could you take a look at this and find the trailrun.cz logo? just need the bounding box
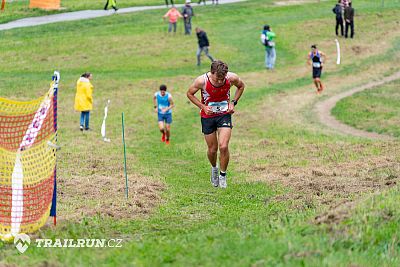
[13,234,123,254]
[14,234,31,254]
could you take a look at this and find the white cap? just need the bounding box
[186,0,191,3]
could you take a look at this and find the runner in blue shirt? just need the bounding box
[153,85,175,145]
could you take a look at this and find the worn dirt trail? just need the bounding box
[315,71,400,140]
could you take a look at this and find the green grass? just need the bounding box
[332,80,400,137]
[0,0,176,23]
[1,0,400,266]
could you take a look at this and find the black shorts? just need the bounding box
[201,113,233,135]
[313,67,322,78]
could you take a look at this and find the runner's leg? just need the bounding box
[165,124,171,140]
[158,121,166,142]
[319,78,324,91]
[313,78,319,91]
[204,132,218,167]
[315,78,322,92]
[217,128,232,172]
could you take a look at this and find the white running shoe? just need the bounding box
[219,174,227,188]
[210,167,219,187]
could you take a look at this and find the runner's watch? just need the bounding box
[231,100,238,106]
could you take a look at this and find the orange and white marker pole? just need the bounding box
[1,0,6,11]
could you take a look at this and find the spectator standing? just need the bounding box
[163,6,183,33]
[261,25,276,69]
[332,0,344,36]
[344,2,355,38]
[74,73,94,131]
[182,0,194,35]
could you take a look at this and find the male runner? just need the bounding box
[308,45,327,94]
[153,85,175,145]
[187,60,245,188]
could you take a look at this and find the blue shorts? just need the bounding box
[158,113,172,124]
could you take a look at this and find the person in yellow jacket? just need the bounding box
[74,72,94,131]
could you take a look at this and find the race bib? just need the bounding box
[313,62,321,68]
[158,105,169,113]
[208,101,228,113]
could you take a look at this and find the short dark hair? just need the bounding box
[210,60,228,78]
[160,84,167,91]
[81,72,91,78]
[264,25,270,31]
[311,44,317,49]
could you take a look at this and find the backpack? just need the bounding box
[261,31,275,47]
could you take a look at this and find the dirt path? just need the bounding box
[0,0,246,31]
[274,0,328,6]
[315,71,400,140]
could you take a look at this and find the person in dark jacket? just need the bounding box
[332,0,343,36]
[182,0,194,35]
[344,2,354,38]
[196,28,214,66]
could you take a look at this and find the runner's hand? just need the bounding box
[154,108,158,113]
[161,108,168,113]
[202,105,214,115]
[227,102,235,114]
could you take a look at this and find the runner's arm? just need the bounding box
[187,76,204,109]
[229,72,245,103]
[153,95,158,113]
[307,54,312,65]
[226,72,245,113]
[320,51,327,65]
[166,97,175,111]
[187,76,213,115]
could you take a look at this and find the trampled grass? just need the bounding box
[0,0,400,266]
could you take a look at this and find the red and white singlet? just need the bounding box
[200,73,231,118]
